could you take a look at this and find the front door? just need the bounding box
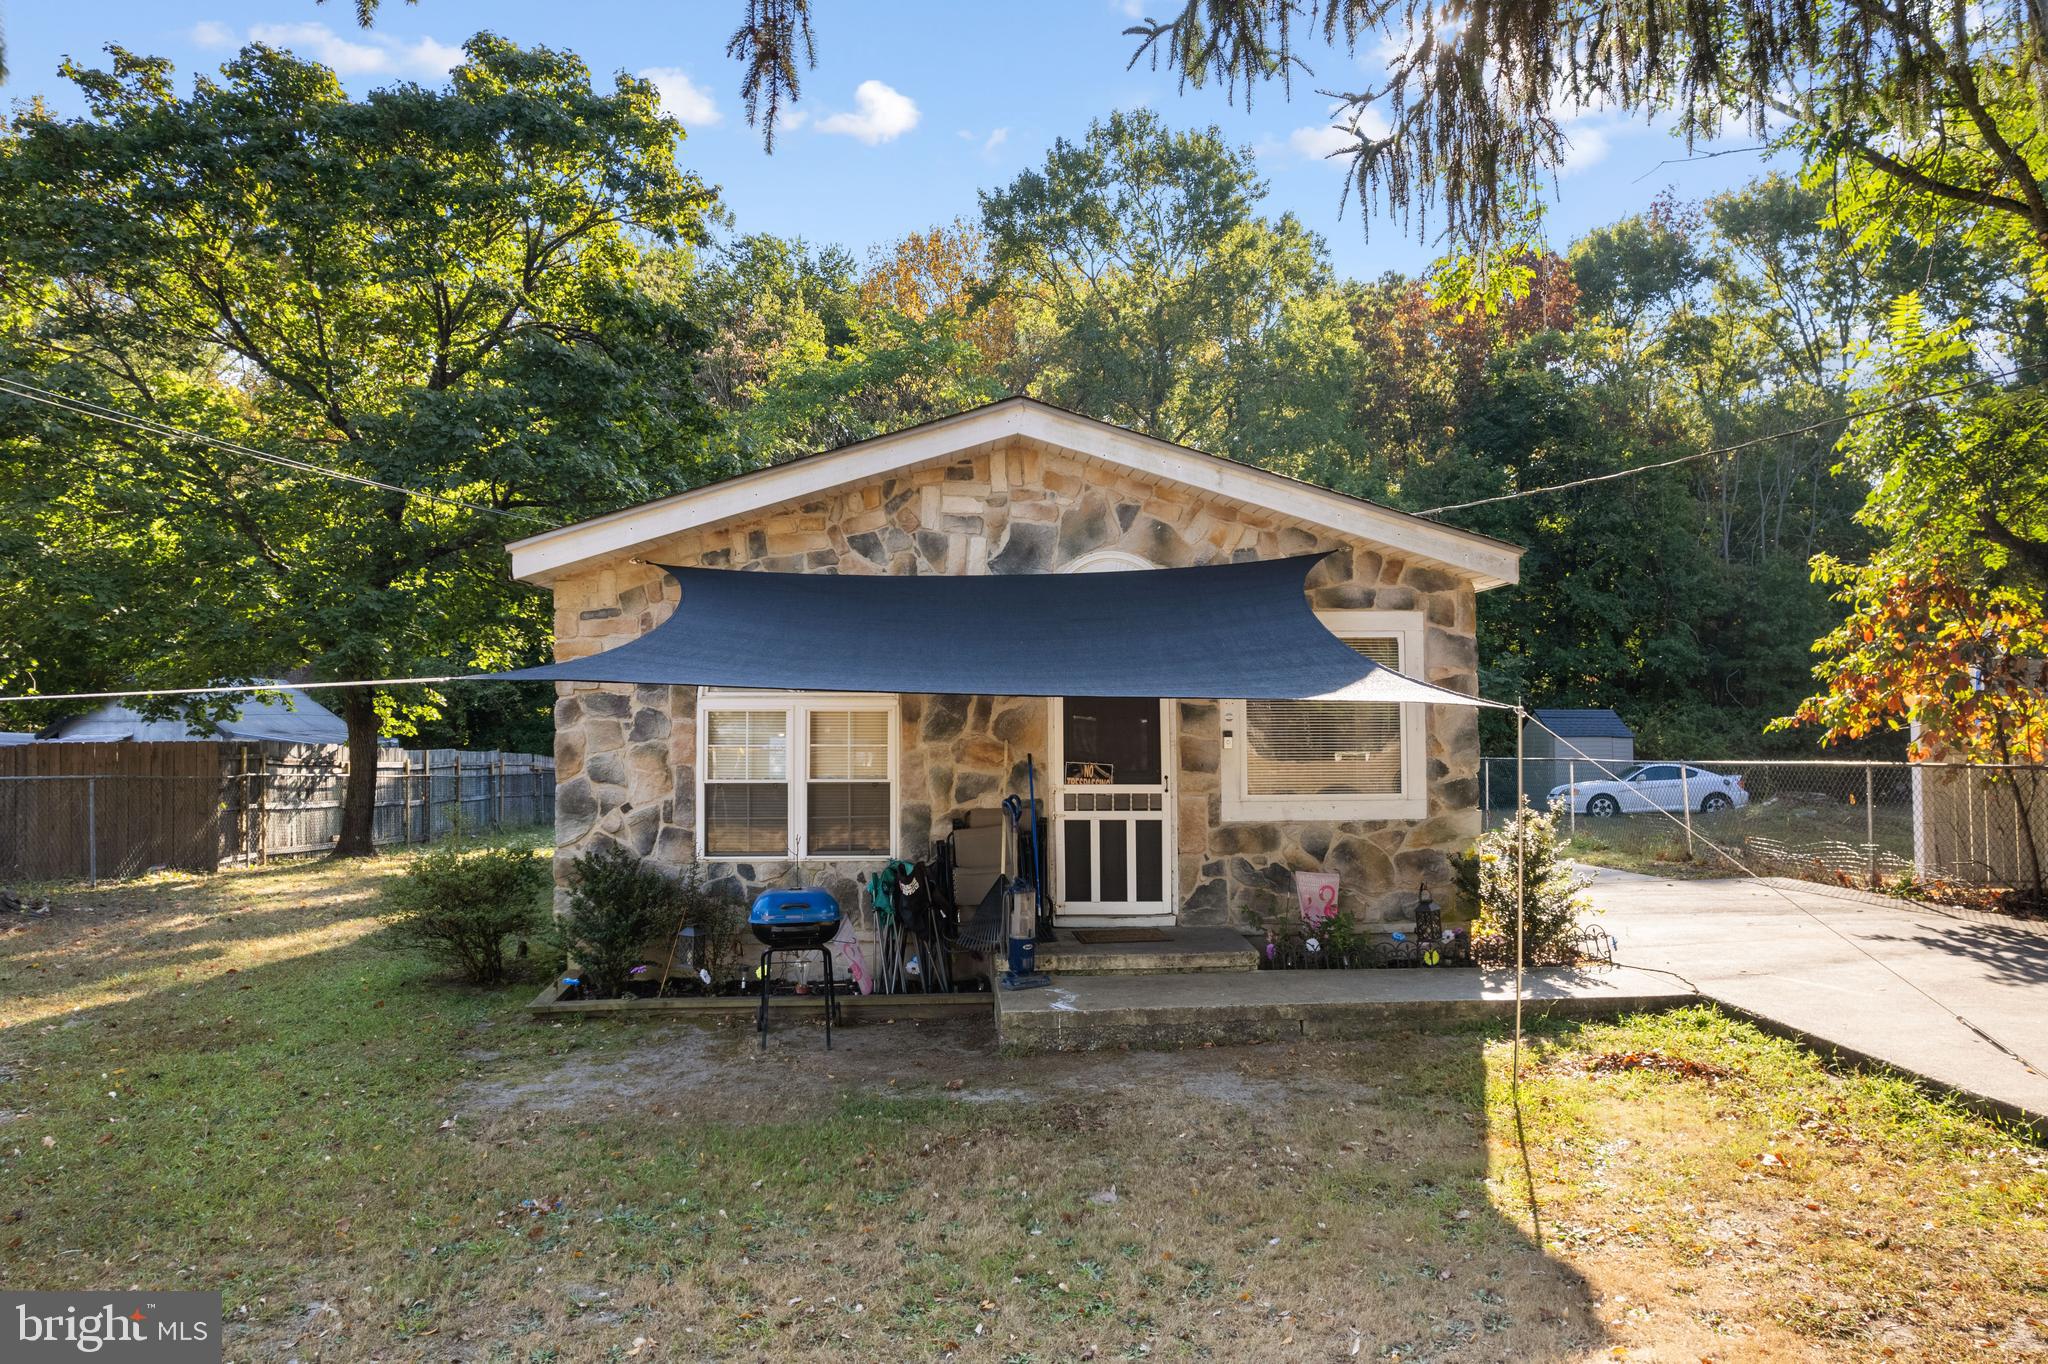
[1052,696,1173,925]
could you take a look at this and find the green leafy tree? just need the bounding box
[0,37,719,851]
[665,230,1007,467]
[1780,299,2048,831]
[981,109,1359,465]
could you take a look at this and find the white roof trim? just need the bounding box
[507,398,1523,589]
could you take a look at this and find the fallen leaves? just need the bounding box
[1585,1050,1735,1082]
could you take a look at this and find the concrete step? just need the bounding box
[994,964,1694,1052]
[1032,926,1259,975]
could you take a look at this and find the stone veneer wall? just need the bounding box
[545,435,1483,931]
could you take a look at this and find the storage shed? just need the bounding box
[1521,708,1636,806]
[37,682,348,745]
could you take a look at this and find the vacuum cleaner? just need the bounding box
[1000,756,1052,991]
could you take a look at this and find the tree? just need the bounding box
[980,109,1357,464]
[667,230,1007,466]
[1777,298,2048,891]
[0,36,718,853]
[1124,2,2048,266]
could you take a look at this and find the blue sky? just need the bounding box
[6,0,1787,278]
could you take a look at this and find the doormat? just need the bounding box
[1072,928,1171,944]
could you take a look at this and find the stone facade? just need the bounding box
[545,434,1484,931]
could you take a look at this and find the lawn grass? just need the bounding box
[1558,799,1920,882]
[2,839,2044,1361]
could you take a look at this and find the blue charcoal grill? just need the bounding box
[749,889,843,1049]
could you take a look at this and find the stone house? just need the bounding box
[507,398,1522,934]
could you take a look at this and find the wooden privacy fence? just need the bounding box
[238,746,557,857]
[0,743,228,882]
[0,741,554,884]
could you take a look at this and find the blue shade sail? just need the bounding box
[495,554,1506,707]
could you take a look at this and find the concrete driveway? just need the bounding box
[1584,866,2048,1128]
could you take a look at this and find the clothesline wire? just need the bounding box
[0,376,549,525]
[1414,361,2041,517]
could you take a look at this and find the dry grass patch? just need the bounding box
[1,842,2042,1362]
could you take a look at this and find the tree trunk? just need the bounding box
[332,686,382,858]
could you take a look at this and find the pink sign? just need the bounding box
[1295,871,1340,924]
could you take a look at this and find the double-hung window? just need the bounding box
[1220,610,1428,822]
[698,694,897,859]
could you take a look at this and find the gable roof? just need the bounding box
[1529,708,1635,740]
[506,397,1524,589]
[41,682,349,745]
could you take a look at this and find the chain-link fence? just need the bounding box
[1,749,556,886]
[1481,756,2048,893]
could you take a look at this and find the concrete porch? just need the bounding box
[1030,925,1259,974]
[995,955,1690,1052]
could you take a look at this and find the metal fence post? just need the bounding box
[1482,759,1491,832]
[86,777,98,888]
[256,749,269,864]
[1567,760,1576,838]
[1865,763,1878,884]
[1680,766,1694,858]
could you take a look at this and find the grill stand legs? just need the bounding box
[756,945,839,1050]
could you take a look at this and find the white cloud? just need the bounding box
[1114,0,1147,17]
[247,22,397,76]
[212,21,463,80]
[981,127,1009,156]
[406,36,466,77]
[816,79,921,145]
[1277,103,1392,163]
[1558,123,1611,175]
[640,67,722,127]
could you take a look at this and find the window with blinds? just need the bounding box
[699,700,896,859]
[806,709,892,855]
[703,710,791,856]
[1243,637,1403,797]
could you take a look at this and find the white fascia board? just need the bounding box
[507,398,1522,589]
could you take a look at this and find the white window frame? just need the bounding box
[1219,609,1429,823]
[695,690,900,862]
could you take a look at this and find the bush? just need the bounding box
[1453,804,1595,967]
[673,860,747,988]
[383,843,548,985]
[556,845,685,997]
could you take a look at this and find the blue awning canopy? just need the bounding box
[494,553,1506,707]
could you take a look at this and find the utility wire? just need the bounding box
[0,676,493,705]
[1525,715,2046,1081]
[0,376,551,525]
[1415,361,2041,518]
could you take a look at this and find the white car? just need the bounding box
[1549,764,1749,817]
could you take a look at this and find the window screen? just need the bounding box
[806,709,892,855]
[704,710,789,855]
[1243,637,1403,797]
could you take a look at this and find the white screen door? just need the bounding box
[1053,696,1172,923]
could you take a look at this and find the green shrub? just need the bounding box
[556,845,684,997]
[1453,804,1594,967]
[673,860,747,988]
[382,843,548,985]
